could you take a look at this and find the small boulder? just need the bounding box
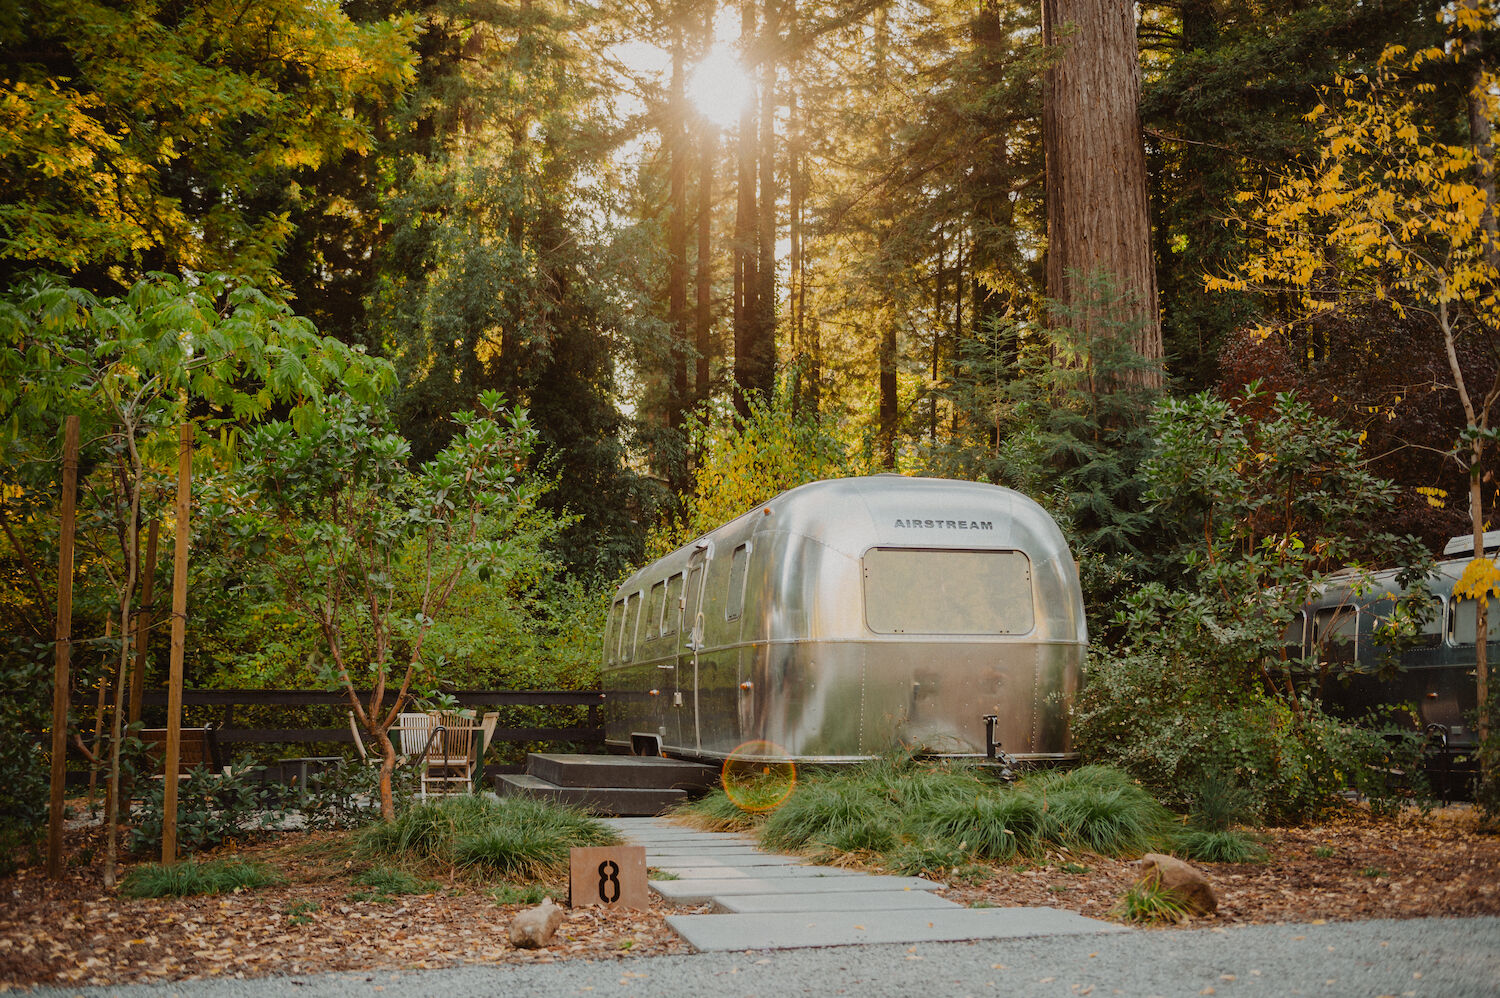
[1136,853,1217,916]
[508,897,564,949]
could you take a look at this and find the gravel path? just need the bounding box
[27,917,1499,998]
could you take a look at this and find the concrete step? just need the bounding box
[527,753,720,792]
[494,772,688,816]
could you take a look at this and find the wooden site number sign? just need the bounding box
[569,845,648,911]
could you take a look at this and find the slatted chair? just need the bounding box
[420,712,480,797]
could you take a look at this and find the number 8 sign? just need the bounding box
[568,845,648,910]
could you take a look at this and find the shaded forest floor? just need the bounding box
[1,805,1496,990]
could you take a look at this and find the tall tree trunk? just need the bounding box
[733,0,762,417]
[873,4,897,467]
[696,122,714,406]
[754,0,779,400]
[668,21,690,489]
[1041,0,1162,386]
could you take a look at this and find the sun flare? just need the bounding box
[688,46,753,130]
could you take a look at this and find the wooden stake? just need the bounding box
[129,519,159,724]
[47,414,80,879]
[162,424,192,865]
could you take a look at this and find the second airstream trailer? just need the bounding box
[601,476,1087,764]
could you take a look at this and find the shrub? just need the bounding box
[128,757,283,856]
[120,857,283,898]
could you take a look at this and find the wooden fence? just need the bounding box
[73,689,611,751]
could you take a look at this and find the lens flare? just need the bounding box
[720,740,796,813]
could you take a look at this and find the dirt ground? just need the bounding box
[2,805,1496,991]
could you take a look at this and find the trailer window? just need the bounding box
[606,599,624,664]
[1312,606,1357,664]
[663,572,684,635]
[726,543,751,621]
[862,548,1033,635]
[622,591,643,661]
[1452,596,1500,645]
[1283,612,1307,660]
[646,581,666,640]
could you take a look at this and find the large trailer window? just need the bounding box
[622,591,642,661]
[862,548,1033,635]
[646,580,666,640]
[726,543,750,621]
[606,599,624,664]
[663,572,684,635]
[1452,596,1500,645]
[1313,606,1357,664]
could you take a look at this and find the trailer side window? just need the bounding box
[606,599,624,665]
[646,581,666,640]
[1452,596,1500,645]
[862,548,1033,635]
[1283,612,1307,660]
[1312,606,1357,664]
[663,572,684,635]
[726,543,751,621]
[622,591,643,661]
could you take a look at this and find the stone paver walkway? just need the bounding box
[603,816,1127,952]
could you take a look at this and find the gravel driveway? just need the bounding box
[28,916,1498,998]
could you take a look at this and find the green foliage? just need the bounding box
[651,391,870,559]
[1175,829,1267,864]
[285,900,320,926]
[1074,387,1431,822]
[1110,879,1189,925]
[0,0,415,283]
[128,757,282,856]
[350,865,436,902]
[916,792,1046,862]
[1036,775,1174,857]
[0,641,49,870]
[921,275,1165,630]
[489,883,556,905]
[119,857,284,898]
[356,795,615,877]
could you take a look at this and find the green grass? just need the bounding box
[1110,879,1190,925]
[917,790,1047,861]
[285,900,319,926]
[1032,772,1173,857]
[1176,828,1267,864]
[120,857,284,898]
[348,865,436,901]
[1313,845,1335,859]
[488,883,556,905]
[357,795,617,879]
[672,789,762,832]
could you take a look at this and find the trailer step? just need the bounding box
[494,772,692,816]
[527,753,719,792]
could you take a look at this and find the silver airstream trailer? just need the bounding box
[601,476,1087,764]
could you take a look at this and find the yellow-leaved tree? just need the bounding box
[1207,9,1500,805]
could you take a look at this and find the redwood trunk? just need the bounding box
[1041,0,1162,385]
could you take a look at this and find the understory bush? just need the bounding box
[128,757,283,856]
[357,794,616,877]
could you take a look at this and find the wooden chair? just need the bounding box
[420,713,479,797]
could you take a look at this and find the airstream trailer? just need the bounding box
[1291,531,1498,768]
[600,476,1087,764]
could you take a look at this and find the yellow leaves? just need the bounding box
[1453,556,1500,608]
[1416,486,1447,510]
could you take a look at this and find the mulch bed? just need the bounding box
[2,806,1496,990]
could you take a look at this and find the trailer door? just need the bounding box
[676,544,710,753]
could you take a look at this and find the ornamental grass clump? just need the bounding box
[357,794,616,877]
[759,780,900,854]
[917,791,1047,861]
[1028,766,1172,857]
[1176,828,1267,864]
[1110,878,1189,925]
[120,857,284,898]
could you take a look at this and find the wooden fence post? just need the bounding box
[162,424,192,864]
[46,414,80,879]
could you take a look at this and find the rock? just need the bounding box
[1136,853,1218,916]
[508,898,564,949]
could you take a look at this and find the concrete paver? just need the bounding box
[665,906,1130,952]
[606,816,1125,952]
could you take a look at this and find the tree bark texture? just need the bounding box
[1041,0,1163,386]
